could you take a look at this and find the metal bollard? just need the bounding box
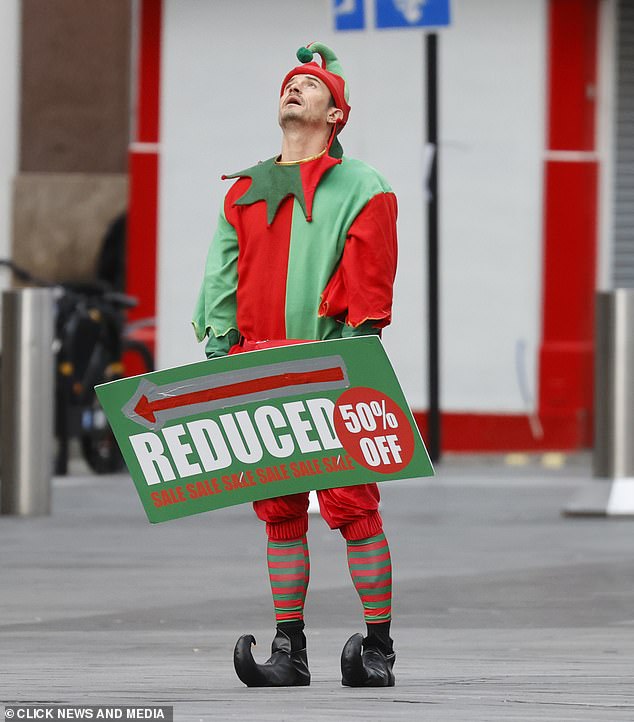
[593,290,634,480]
[1,288,55,515]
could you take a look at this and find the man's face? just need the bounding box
[278,73,336,130]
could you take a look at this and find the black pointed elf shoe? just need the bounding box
[233,628,311,687]
[341,633,396,687]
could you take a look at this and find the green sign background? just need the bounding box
[96,337,433,523]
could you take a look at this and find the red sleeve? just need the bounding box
[319,191,398,328]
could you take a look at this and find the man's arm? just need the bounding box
[192,207,240,358]
[319,191,398,334]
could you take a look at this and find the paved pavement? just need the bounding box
[1,452,633,721]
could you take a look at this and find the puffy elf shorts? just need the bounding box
[253,485,384,542]
[230,338,384,542]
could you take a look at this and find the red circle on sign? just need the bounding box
[334,388,414,474]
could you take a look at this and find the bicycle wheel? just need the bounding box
[79,389,125,474]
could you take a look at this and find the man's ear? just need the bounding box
[327,107,344,125]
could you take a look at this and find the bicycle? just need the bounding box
[0,259,154,475]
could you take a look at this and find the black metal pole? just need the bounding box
[426,33,441,462]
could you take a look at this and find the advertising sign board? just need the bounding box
[96,337,433,523]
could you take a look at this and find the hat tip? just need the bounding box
[296,46,313,63]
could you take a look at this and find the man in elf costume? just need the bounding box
[193,42,398,688]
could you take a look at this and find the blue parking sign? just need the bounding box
[375,0,450,28]
[333,0,366,31]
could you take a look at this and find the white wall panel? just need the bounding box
[440,0,546,411]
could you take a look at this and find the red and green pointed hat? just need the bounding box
[281,42,351,130]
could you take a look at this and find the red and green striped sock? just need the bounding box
[346,532,392,623]
[267,536,310,624]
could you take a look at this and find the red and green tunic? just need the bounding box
[192,149,397,348]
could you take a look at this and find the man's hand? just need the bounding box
[205,329,240,358]
[341,320,381,338]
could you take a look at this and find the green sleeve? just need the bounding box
[204,328,240,359]
[341,320,382,338]
[192,207,239,351]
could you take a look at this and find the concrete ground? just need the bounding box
[1,452,633,721]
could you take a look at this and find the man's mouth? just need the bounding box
[285,96,302,107]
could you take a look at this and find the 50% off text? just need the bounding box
[334,388,414,473]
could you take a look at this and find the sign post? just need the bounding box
[425,32,441,462]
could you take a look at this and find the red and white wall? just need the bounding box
[128,0,615,452]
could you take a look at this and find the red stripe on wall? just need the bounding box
[536,0,599,450]
[136,0,162,144]
[127,0,162,326]
[539,160,597,422]
[127,151,158,323]
[547,0,598,151]
[414,411,590,452]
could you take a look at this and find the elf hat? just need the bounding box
[280,42,351,129]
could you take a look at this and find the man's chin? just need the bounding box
[279,111,309,131]
[280,107,304,122]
